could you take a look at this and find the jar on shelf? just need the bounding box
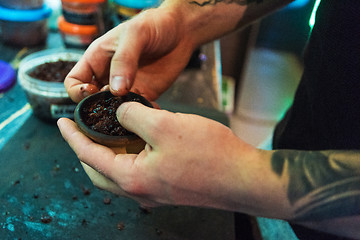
[61,0,108,34]
[112,0,160,23]
[0,0,43,10]
[58,15,99,49]
[0,5,52,47]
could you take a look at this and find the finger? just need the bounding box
[81,159,160,207]
[80,161,120,191]
[79,161,134,198]
[57,119,163,207]
[65,60,98,103]
[58,119,143,197]
[100,84,110,91]
[65,82,100,103]
[57,118,117,179]
[150,101,160,109]
[65,34,118,102]
[116,102,169,146]
[109,23,147,96]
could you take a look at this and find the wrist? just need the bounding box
[226,147,292,219]
[159,0,294,48]
[156,1,198,51]
[159,0,246,48]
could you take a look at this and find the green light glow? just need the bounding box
[309,0,321,29]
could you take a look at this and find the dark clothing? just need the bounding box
[272,0,360,239]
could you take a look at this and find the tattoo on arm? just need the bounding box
[271,150,360,221]
[189,0,263,6]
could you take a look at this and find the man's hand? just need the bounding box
[65,8,194,103]
[64,0,293,104]
[58,102,267,210]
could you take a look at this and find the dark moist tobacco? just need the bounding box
[83,95,142,136]
[28,60,77,82]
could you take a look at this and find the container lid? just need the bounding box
[0,5,52,22]
[113,0,160,9]
[0,61,16,92]
[58,16,98,35]
[61,0,106,3]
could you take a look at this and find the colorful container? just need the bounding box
[58,16,99,49]
[113,0,160,22]
[0,0,44,10]
[61,0,108,33]
[0,61,16,93]
[0,5,52,46]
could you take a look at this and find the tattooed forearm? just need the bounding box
[271,150,360,221]
[189,0,263,6]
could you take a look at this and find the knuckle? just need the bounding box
[146,110,171,136]
[111,49,134,65]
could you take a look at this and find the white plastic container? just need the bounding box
[18,49,84,122]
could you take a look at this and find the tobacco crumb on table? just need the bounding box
[117,222,125,231]
[41,214,53,224]
[53,164,60,172]
[82,187,91,195]
[13,180,20,186]
[155,228,163,235]
[103,197,112,205]
[32,174,40,180]
[81,219,87,226]
[139,206,152,214]
[23,142,30,150]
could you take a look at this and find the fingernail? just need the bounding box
[80,84,91,98]
[82,91,90,99]
[111,76,127,92]
[101,85,110,91]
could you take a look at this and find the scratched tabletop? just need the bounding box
[0,34,235,239]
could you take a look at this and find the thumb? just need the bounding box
[116,102,165,146]
[109,24,147,96]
